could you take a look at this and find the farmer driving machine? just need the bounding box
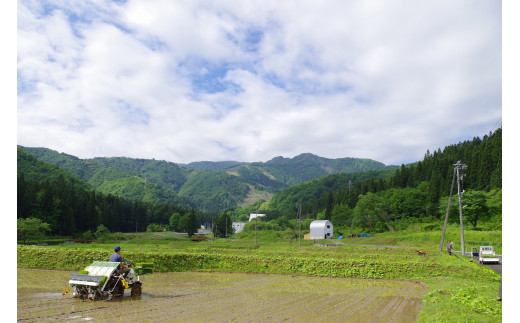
[66,260,153,300]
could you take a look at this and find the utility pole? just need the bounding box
[297,205,302,247]
[439,161,467,255]
[440,167,456,251]
[214,215,217,239]
[255,211,258,245]
[456,161,467,255]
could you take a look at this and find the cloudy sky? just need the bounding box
[17,0,502,166]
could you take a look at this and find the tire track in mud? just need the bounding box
[199,276,301,322]
[246,277,350,321]
[344,287,391,319]
[162,274,283,322]
[385,283,424,323]
[373,290,408,322]
[324,286,391,321]
[270,283,364,321]
[17,269,426,322]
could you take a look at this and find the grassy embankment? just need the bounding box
[18,224,502,322]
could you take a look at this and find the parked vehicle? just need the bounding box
[478,246,500,264]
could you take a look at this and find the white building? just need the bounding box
[232,222,246,233]
[309,220,333,240]
[249,213,266,222]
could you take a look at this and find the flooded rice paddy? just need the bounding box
[18,268,425,322]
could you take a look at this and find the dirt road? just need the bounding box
[18,269,426,322]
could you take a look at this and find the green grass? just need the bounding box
[418,277,501,322]
[18,226,502,322]
[374,224,502,254]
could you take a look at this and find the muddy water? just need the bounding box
[18,268,425,322]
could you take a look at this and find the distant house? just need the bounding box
[309,220,333,240]
[249,213,266,222]
[232,222,246,233]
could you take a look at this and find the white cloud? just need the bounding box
[17,0,501,165]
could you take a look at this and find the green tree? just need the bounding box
[352,193,385,232]
[438,195,461,224]
[146,223,164,232]
[485,189,502,219]
[383,186,426,219]
[185,209,200,237]
[178,214,189,233]
[316,209,326,220]
[462,190,490,228]
[17,217,50,244]
[169,212,182,231]
[213,211,232,238]
[274,216,289,230]
[330,203,351,227]
[82,230,94,240]
[301,218,314,231]
[324,191,334,220]
[94,224,110,240]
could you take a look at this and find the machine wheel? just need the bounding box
[112,282,125,297]
[87,289,96,300]
[131,282,142,297]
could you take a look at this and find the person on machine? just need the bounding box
[109,246,134,277]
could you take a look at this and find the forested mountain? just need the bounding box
[245,129,502,233]
[17,150,196,236]
[17,128,501,236]
[18,146,394,212]
[91,157,188,191]
[178,161,246,170]
[17,147,90,190]
[19,147,188,207]
[265,169,397,218]
[189,153,395,188]
[262,153,394,185]
[178,171,250,211]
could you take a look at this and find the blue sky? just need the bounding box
[16,0,503,165]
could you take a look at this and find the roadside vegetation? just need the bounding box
[18,223,502,322]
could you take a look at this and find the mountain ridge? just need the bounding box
[18,145,398,212]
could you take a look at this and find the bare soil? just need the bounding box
[18,268,426,322]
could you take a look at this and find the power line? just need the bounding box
[439,161,467,253]
[489,117,502,134]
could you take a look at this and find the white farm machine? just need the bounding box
[66,261,153,300]
[478,246,500,264]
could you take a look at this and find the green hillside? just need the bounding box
[266,169,397,217]
[178,171,250,212]
[263,153,394,185]
[238,128,502,235]
[19,146,394,211]
[181,153,394,188]
[17,162,192,236]
[17,147,90,190]
[19,147,187,207]
[17,128,501,237]
[179,160,246,170]
[91,157,188,191]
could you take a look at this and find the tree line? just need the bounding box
[17,173,212,238]
[245,128,502,233]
